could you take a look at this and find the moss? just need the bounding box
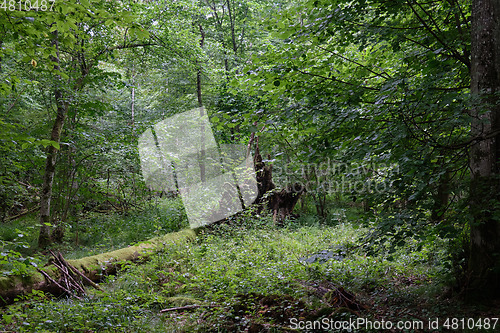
[0,275,20,291]
[68,229,196,272]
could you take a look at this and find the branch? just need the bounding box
[451,0,470,31]
[107,42,156,51]
[446,0,470,60]
[5,85,28,115]
[316,45,392,79]
[36,268,83,301]
[6,205,40,222]
[295,69,379,91]
[97,42,156,58]
[406,0,470,68]
[429,86,469,91]
[159,304,216,313]
[63,255,104,291]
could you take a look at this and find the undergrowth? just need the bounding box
[2,208,485,333]
[0,197,187,263]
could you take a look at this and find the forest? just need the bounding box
[1,0,499,332]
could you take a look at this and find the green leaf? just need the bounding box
[38,140,60,150]
[2,314,13,325]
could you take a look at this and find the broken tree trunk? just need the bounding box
[253,141,276,209]
[252,140,305,223]
[269,183,306,223]
[0,229,196,306]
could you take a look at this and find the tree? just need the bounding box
[34,1,152,247]
[244,0,468,205]
[38,30,66,248]
[242,0,500,291]
[468,0,500,298]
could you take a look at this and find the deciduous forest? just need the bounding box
[1,0,499,332]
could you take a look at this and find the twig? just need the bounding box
[159,304,217,313]
[49,251,86,295]
[160,304,203,313]
[66,261,104,291]
[6,205,40,222]
[36,268,82,301]
[51,261,86,295]
[5,85,28,114]
[52,251,103,291]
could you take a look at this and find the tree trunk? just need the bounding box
[0,40,3,72]
[38,30,67,248]
[197,23,206,182]
[196,24,205,109]
[270,183,306,224]
[252,141,305,223]
[468,0,500,299]
[131,84,135,130]
[226,0,238,55]
[131,64,136,135]
[253,140,275,209]
[61,145,77,223]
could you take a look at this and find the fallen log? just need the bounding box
[5,205,40,222]
[0,229,197,306]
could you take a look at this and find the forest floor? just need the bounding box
[1,198,499,332]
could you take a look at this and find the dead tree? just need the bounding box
[252,138,305,224]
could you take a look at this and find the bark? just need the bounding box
[270,183,306,224]
[60,145,78,224]
[196,24,205,109]
[38,30,67,248]
[468,0,500,298]
[314,192,328,218]
[304,167,328,219]
[1,229,196,306]
[253,140,275,209]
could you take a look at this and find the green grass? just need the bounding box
[63,197,188,259]
[0,197,188,260]
[4,209,486,333]
[2,201,498,332]
[0,198,188,279]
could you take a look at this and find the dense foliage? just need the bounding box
[1,0,499,331]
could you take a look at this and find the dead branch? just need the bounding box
[159,304,206,313]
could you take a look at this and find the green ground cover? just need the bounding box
[3,200,496,332]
